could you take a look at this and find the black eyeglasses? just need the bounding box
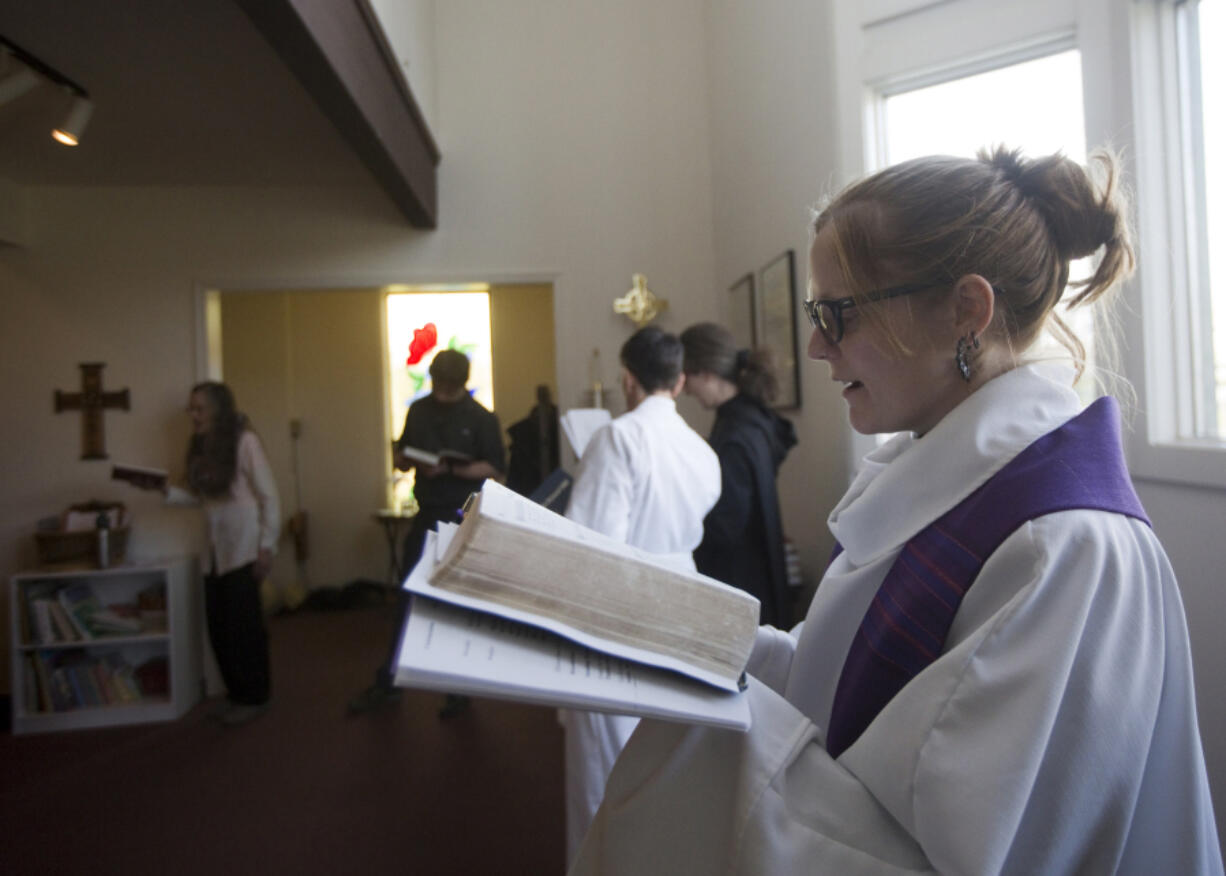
[802,282,941,345]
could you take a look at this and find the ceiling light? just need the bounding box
[1,34,93,147]
[51,93,93,146]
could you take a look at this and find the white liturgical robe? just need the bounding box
[561,392,721,865]
[571,365,1222,876]
[565,394,720,567]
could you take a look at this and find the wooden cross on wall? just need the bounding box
[54,363,130,460]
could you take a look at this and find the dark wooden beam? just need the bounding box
[236,0,440,228]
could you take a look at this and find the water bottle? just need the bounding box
[96,511,110,568]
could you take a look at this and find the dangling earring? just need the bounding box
[955,332,980,382]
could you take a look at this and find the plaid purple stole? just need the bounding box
[825,397,1149,759]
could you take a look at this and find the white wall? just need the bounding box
[427,0,720,416]
[366,0,438,134]
[702,0,846,578]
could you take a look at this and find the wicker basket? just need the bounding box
[34,501,129,567]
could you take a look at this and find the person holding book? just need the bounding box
[680,323,797,627]
[561,326,721,866]
[165,381,281,727]
[568,148,1222,874]
[349,348,505,717]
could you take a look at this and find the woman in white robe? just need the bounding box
[570,148,1222,874]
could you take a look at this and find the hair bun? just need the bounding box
[981,145,1125,262]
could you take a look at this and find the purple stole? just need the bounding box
[825,397,1150,759]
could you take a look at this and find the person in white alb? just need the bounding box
[165,381,281,727]
[561,326,721,866]
[568,149,1222,875]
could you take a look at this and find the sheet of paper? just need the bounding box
[559,408,611,458]
[394,592,750,731]
[418,525,743,692]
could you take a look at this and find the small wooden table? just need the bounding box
[372,509,417,591]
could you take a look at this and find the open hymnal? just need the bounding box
[395,530,752,730]
[391,442,473,470]
[111,463,169,491]
[559,408,612,458]
[403,480,760,689]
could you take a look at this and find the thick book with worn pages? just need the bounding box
[409,480,761,692]
[394,532,752,730]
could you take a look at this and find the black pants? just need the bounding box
[374,506,463,690]
[205,562,270,706]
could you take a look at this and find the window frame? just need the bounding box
[829,0,1226,489]
[1127,0,1226,485]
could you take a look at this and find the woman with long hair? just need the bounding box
[570,148,1221,873]
[169,381,280,726]
[680,324,797,626]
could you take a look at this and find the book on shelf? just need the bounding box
[100,652,140,702]
[47,601,82,642]
[23,655,49,712]
[111,462,169,491]
[391,442,473,470]
[28,652,54,712]
[30,599,56,644]
[57,583,143,638]
[66,661,103,707]
[47,664,77,712]
[24,649,145,712]
[90,662,115,705]
[394,481,761,730]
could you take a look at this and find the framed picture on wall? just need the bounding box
[727,272,756,351]
[756,249,801,410]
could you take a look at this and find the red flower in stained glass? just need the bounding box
[406,323,439,365]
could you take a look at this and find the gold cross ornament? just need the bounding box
[613,273,669,327]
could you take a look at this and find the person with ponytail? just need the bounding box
[570,148,1221,874]
[680,324,797,626]
[167,381,280,727]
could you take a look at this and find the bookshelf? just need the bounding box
[9,556,203,734]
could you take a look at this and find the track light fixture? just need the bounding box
[51,93,94,146]
[0,67,39,106]
[0,34,93,146]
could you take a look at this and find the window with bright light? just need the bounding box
[385,291,494,510]
[878,48,1096,396]
[1177,0,1224,439]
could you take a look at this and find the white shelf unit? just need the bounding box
[9,556,203,734]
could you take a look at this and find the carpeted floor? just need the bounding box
[0,601,565,875]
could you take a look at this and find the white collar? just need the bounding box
[828,364,1084,565]
[629,394,677,417]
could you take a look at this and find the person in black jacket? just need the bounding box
[680,323,797,627]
